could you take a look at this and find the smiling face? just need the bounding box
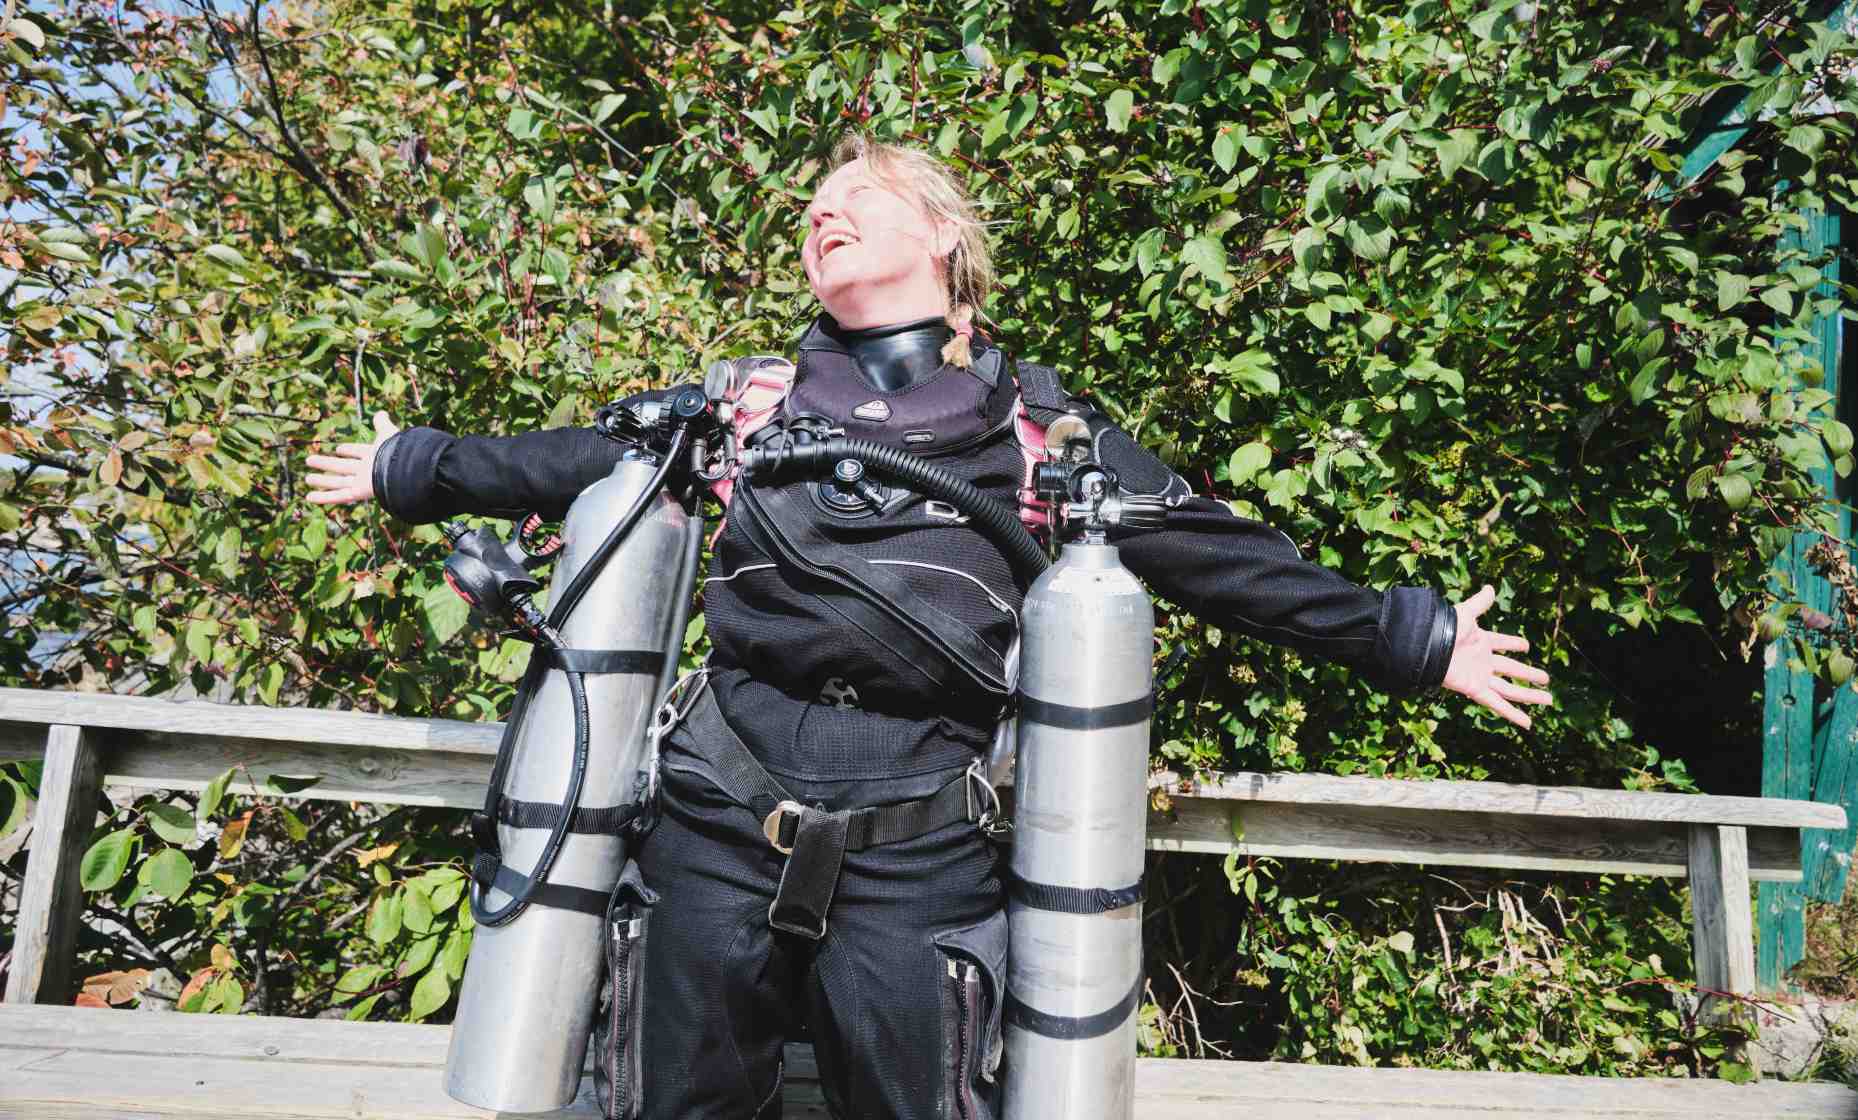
[800,157,956,329]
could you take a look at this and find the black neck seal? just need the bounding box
[815,313,951,391]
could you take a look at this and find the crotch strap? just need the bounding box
[678,684,988,940]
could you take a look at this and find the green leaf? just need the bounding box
[1225,350,1280,396]
[1291,226,1325,273]
[145,802,197,845]
[335,964,385,998]
[80,829,137,891]
[1438,130,1479,178]
[1305,164,1345,220]
[264,774,322,795]
[413,224,446,270]
[595,93,630,126]
[1387,930,1415,954]
[1760,286,1794,317]
[440,927,471,980]
[1105,89,1135,133]
[409,966,452,1020]
[1180,236,1229,284]
[1344,216,1393,262]
[1715,474,1753,511]
[141,848,194,900]
[203,244,246,271]
[1228,442,1273,486]
[1716,272,1750,312]
[370,258,424,283]
[367,890,404,946]
[8,17,47,50]
[422,581,470,643]
[200,767,235,819]
[1211,127,1239,173]
[1823,420,1854,457]
[40,241,93,264]
[0,777,26,840]
[402,883,435,935]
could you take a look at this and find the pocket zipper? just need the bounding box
[948,957,981,1119]
[609,916,645,1120]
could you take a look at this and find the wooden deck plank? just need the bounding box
[1,1007,1854,1119]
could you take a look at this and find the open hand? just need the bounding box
[1442,585,1553,730]
[305,411,398,506]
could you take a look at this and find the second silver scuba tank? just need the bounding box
[1002,428,1162,1120]
[444,456,700,1113]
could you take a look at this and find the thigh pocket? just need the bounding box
[593,860,658,1120]
[932,909,1008,1120]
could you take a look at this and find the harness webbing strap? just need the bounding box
[681,688,983,940]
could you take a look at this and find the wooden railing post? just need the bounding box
[4,725,102,1005]
[1687,823,1759,1074]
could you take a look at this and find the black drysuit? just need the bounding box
[373,315,1457,1119]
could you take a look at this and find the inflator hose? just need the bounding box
[741,438,1051,582]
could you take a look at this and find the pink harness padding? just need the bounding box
[1013,397,1053,535]
[703,355,1055,543]
[709,358,796,509]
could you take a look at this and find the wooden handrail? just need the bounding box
[1,687,1847,1033]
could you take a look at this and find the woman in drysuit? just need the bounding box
[306,134,1552,1119]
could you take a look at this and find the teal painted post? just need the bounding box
[1756,206,1850,989]
[1800,204,1856,906]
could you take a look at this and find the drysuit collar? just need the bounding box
[802,313,953,392]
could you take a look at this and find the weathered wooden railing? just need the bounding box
[1,687,1854,1118]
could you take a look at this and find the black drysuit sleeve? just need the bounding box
[368,390,675,523]
[1089,421,1456,694]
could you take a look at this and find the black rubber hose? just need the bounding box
[546,426,688,629]
[740,438,1051,582]
[471,648,591,927]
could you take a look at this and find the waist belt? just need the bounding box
[679,683,991,940]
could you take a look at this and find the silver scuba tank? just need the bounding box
[444,457,698,1112]
[1002,535,1155,1120]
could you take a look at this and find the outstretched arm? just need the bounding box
[1063,402,1550,724]
[302,395,667,522]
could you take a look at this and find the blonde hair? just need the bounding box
[828,133,995,368]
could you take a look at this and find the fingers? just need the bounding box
[304,472,356,490]
[1486,630,1530,655]
[1491,655,1550,686]
[306,487,364,505]
[1492,679,1553,708]
[1477,689,1533,730]
[334,442,374,458]
[305,454,364,473]
[372,411,399,440]
[1458,584,1496,619]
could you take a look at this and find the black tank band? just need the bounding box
[537,648,667,674]
[496,797,639,835]
[478,860,611,916]
[1003,973,1144,1040]
[1008,872,1144,914]
[1018,692,1152,730]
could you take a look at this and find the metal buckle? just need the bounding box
[763,800,805,855]
[965,760,1011,838]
